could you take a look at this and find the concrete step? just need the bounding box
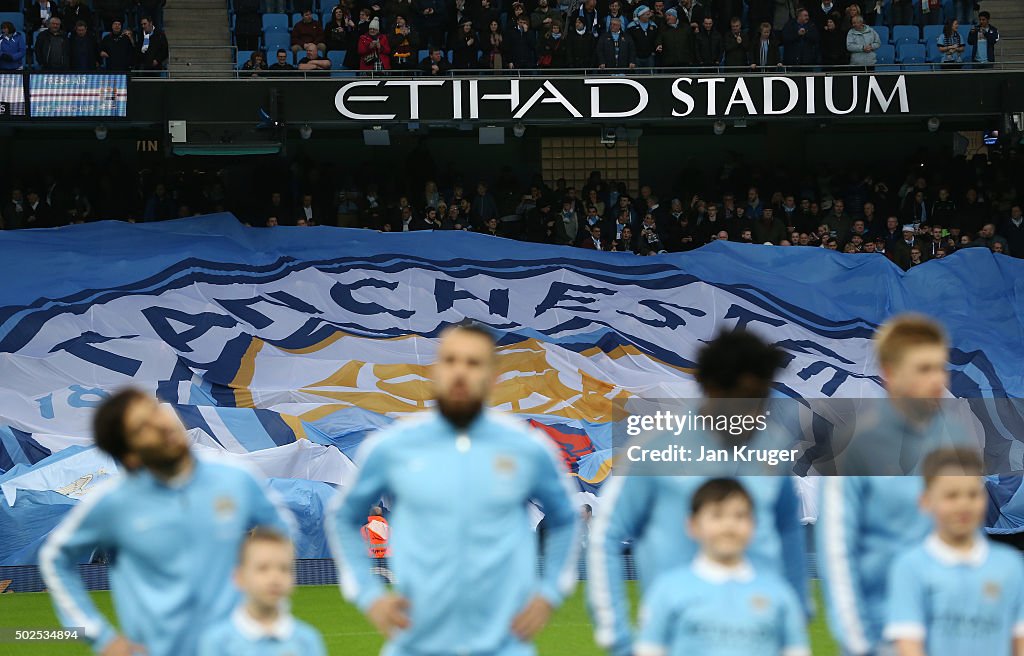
[165,34,230,41]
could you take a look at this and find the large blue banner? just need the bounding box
[0,214,1021,564]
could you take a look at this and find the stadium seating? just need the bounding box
[923,24,943,45]
[875,44,896,65]
[418,49,429,62]
[897,43,926,64]
[237,49,255,68]
[263,13,290,33]
[892,25,920,46]
[265,33,291,53]
[0,12,23,32]
[873,25,889,46]
[291,12,319,25]
[327,50,346,69]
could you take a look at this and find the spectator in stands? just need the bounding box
[143,183,176,221]
[902,189,929,224]
[389,15,418,70]
[94,0,126,31]
[922,0,942,26]
[628,5,659,69]
[481,19,504,69]
[506,15,537,69]
[596,16,635,68]
[62,0,92,30]
[416,0,447,49]
[340,8,370,68]
[269,48,295,73]
[291,9,326,57]
[471,182,498,224]
[601,0,622,32]
[999,204,1024,258]
[450,19,478,68]
[419,45,450,74]
[579,225,607,250]
[811,0,838,31]
[888,0,913,28]
[472,0,498,36]
[723,17,748,67]
[575,0,601,39]
[23,189,55,228]
[972,223,1010,254]
[748,21,780,69]
[654,9,692,67]
[68,19,97,69]
[839,2,860,35]
[539,22,566,68]
[25,0,60,41]
[99,19,134,71]
[638,213,665,253]
[937,19,965,66]
[554,198,579,245]
[35,17,69,70]
[969,12,998,66]
[1,187,25,230]
[827,198,852,240]
[423,180,441,210]
[929,187,955,226]
[449,0,470,36]
[0,21,26,71]
[616,225,636,253]
[135,16,168,70]
[846,14,879,69]
[565,15,595,67]
[324,5,356,53]
[298,42,331,71]
[241,50,268,76]
[295,193,324,225]
[137,0,166,30]
[677,0,704,30]
[752,207,787,244]
[783,9,819,67]
[531,0,560,33]
[355,18,390,70]
[695,16,722,67]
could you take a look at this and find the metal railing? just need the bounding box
[131,57,1024,79]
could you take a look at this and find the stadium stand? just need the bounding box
[215,0,1017,72]
[2,149,1021,266]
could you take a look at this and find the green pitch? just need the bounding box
[0,583,838,655]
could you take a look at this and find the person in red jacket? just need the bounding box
[291,9,326,57]
[358,17,391,70]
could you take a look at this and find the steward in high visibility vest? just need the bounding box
[361,506,391,558]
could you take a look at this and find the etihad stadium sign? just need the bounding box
[334,74,912,121]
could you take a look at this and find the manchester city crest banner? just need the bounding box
[0,214,1022,563]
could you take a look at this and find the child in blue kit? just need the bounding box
[634,478,809,656]
[198,527,327,656]
[885,447,1024,656]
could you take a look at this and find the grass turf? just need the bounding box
[0,582,838,655]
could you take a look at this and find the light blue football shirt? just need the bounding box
[635,555,810,656]
[197,606,327,656]
[885,534,1024,656]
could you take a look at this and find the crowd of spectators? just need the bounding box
[2,146,1022,269]
[232,0,1001,73]
[0,0,168,70]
